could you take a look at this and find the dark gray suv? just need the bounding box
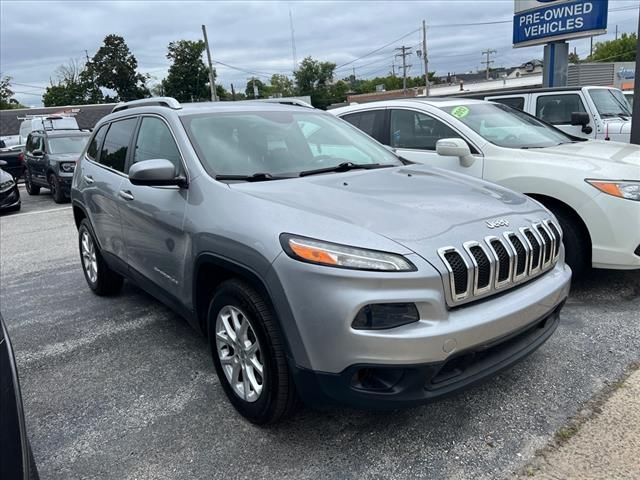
[71,97,571,424]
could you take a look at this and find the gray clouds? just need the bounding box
[1,0,638,106]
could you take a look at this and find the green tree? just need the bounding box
[589,33,637,62]
[83,34,149,102]
[43,60,97,107]
[568,52,580,64]
[294,57,336,108]
[245,78,267,98]
[269,74,296,97]
[162,40,210,102]
[0,76,24,109]
[216,84,230,101]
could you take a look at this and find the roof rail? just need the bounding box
[250,98,314,109]
[112,97,182,113]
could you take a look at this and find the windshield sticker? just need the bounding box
[451,106,470,119]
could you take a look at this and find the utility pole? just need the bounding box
[352,66,356,80]
[201,24,217,102]
[630,12,640,144]
[615,25,618,40]
[391,60,396,77]
[422,19,429,97]
[590,36,594,57]
[231,83,236,101]
[395,46,412,92]
[289,9,297,73]
[481,49,497,80]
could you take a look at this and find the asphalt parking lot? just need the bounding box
[1,187,639,480]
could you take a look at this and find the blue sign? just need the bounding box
[513,0,608,47]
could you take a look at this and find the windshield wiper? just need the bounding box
[299,162,392,177]
[215,172,291,182]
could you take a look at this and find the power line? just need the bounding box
[335,27,421,70]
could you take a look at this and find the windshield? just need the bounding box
[182,110,401,177]
[589,88,632,118]
[48,135,89,155]
[439,103,575,148]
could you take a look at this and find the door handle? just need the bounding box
[118,190,135,201]
[83,175,94,184]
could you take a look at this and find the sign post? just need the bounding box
[513,0,608,87]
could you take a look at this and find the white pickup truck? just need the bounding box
[471,86,632,143]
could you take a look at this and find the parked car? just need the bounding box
[332,98,640,275]
[24,130,90,203]
[71,97,571,424]
[18,114,79,145]
[0,314,39,479]
[0,161,21,213]
[464,86,632,143]
[0,145,25,180]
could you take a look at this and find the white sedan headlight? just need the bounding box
[585,180,640,201]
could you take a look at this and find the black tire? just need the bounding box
[207,279,297,424]
[49,174,65,203]
[551,208,590,277]
[24,169,40,196]
[78,219,123,296]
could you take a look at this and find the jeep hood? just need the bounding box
[232,166,543,244]
[48,153,80,162]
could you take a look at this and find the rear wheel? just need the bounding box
[25,169,40,196]
[208,279,297,424]
[551,208,590,277]
[78,219,123,295]
[49,174,65,203]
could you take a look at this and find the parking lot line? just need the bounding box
[2,206,71,218]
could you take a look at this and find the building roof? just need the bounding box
[0,103,116,137]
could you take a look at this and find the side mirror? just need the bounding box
[128,159,187,187]
[570,112,590,126]
[570,112,592,133]
[435,138,475,167]
[32,149,44,157]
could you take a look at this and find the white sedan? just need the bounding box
[331,99,640,275]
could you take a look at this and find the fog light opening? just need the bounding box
[351,367,405,392]
[352,303,419,330]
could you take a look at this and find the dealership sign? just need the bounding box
[513,0,608,47]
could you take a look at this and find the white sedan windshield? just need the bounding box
[440,103,576,149]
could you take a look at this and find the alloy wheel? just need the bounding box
[80,230,98,284]
[215,305,264,402]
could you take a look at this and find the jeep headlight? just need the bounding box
[586,179,640,201]
[60,162,76,173]
[0,178,15,192]
[280,234,416,271]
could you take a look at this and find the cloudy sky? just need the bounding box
[1,0,638,106]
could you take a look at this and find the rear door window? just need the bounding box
[99,118,138,173]
[535,94,586,125]
[87,125,108,161]
[341,110,386,141]
[490,96,525,111]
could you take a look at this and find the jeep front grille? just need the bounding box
[438,219,562,306]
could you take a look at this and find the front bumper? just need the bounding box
[0,186,21,211]
[579,191,640,269]
[57,173,73,196]
[294,301,563,409]
[271,247,570,407]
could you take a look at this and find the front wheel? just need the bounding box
[78,219,123,295]
[25,169,40,196]
[49,174,65,203]
[208,279,297,424]
[552,208,590,277]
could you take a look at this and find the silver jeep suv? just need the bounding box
[71,97,571,424]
